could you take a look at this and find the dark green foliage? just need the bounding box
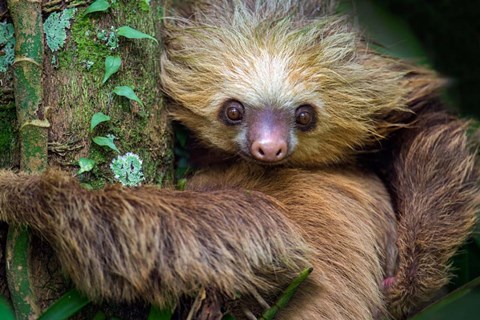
[0,108,17,168]
[369,0,480,118]
[260,268,313,320]
[410,276,480,320]
[147,305,173,320]
[0,295,15,320]
[38,289,90,320]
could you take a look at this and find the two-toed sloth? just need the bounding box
[0,1,478,319]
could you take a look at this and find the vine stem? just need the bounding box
[6,0,47,318]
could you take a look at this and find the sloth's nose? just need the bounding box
[251,139,288,162]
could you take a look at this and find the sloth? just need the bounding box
[0,1,478,319]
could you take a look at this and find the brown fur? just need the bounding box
[0,170,308,307]
[189,164,397,319]
[0,1,478,319]
[0,165,397,319]
[385,112,480,317]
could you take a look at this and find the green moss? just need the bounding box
[87,177,106,190]
[44,8,77,52]
[58,17,111,72]
[0,22,15,72]
[0,109,17,168]
[88,145,109,165]
[14,68,43,123]
[110,0,120,10]
[139,0,151,12]
[118,1,142,26]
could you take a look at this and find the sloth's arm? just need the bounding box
[0,170,308,307]
[385,112,480,318]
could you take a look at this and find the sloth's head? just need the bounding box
[161,1,408,167]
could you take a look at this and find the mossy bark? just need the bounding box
[44,1,172,186]
[2,0,172,179]
[0,0,172,317]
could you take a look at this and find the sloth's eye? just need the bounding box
[227,106,242,121]
[295,105,316,131]
[296,111,312,126]
[222,100,245,125]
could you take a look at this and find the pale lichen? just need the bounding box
[0,22,15,72]
[110,152,145,187]
[97,27,119,51]
[81,59,95,70]
[44,8,77,52]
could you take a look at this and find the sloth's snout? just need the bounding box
[250,139,288,162]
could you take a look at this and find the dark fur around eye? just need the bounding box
[219,100,245,125]
[295,104,317,132]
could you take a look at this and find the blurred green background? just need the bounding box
[375,0,480,119]
[344,0,480,118]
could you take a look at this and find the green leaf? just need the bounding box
[260,267,312,320]
[80,183,94,190]
[410,276,480,320]
[176,178,187,191]
[84,0,111,15]
[90,112,111,132]
[117,26,158,43]
[113,86,144,106]
[139,0,151,12]
[78,158,96,174]
[93,136,120,153]
[148,305,173,320]
[38,289,90,320]
[102,56,122,84]
[92,311,106,320]
[0,296,15,320]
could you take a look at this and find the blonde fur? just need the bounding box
[161,0,411,166]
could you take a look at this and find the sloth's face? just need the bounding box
[162,9,406,167]
[216,99,317,165]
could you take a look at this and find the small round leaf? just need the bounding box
[113,86,144,107]
[78,158,96,175]
[102,56,122,85]
[84,0,111,15]
[117,26,158,43]
[90,112,111,132]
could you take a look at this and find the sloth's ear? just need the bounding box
[360,49,445,112]
[382,58,446,110]
[403,67,447,110]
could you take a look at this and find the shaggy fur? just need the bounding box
[0,170,308,307]
[385,112,479,316]
[161,1,443,167]
[188,164,397,319]
[0,1,478,319]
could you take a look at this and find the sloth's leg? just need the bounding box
[0,169,309,308]
[385,112,479,318]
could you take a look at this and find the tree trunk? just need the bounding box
[2,0,172,180]
[43,1,172,185]
[0,0,172,317]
